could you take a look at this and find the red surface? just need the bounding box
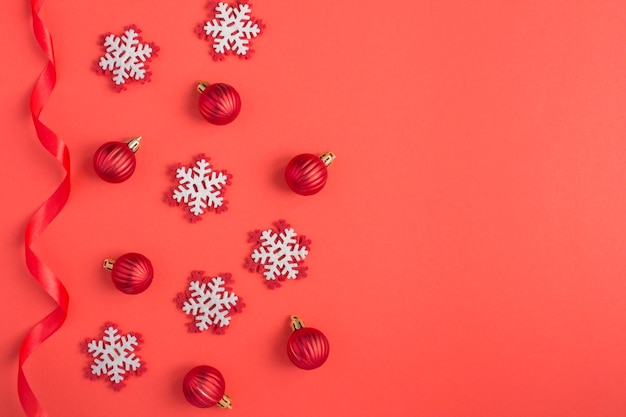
[2,1,626,416]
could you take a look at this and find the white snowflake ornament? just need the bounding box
[95,25,159,91]
[166,154,232,222]
[82,323,145,390]
[245,220,311,289]
[175,271,244,334]
[196,1,264,60]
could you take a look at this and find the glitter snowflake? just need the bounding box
[175,271,244,334]
[245,220,311,289]
[95,25,158,91]
[196,1,264,60]
[166,154,232,222]
[82,323,145,390]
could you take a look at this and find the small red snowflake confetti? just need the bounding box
[175,271,244,334]
[196,1,265,60]
[94,25,159,91]
[245,220,311,289]
[165,154,232,223]
[81,323,145,390]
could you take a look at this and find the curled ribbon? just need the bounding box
[18,0,71,415]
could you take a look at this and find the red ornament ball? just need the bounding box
[93,137,142,183]
[285,152,336,195]
[103,252,153,295]
[287,316,329,370]
[183,365,232,409]
[197,82,241,125]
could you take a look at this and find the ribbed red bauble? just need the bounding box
[103,252,153,294]
[285,152,336,195]
[197,82,241,125]
[183,365,232,409]
[287,316,329,370]
[93,137,142,183]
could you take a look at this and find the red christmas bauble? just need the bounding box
[183,365,232,409]
[285,152,336,195]
[103,252,153,295]
[93,137,142,183]
[197,82,241,125]
[287,316,329,370]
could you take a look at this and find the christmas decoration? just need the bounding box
[197,82,241,125]
[175,271,244,334]
[196,1,264,60]
[166,154,232,222]
[82,323,145,390]
[287,316,329,370]
[183,365,232,409]
[19,0,70,414]
[285,152,336,195]
[103,252,153,294]
[95,25,159,91]
[245,220,310,289]
[93,137,142,183]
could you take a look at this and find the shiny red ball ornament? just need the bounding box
[285,152,336,195]
[93,137,142,183]
[197,81,241,125]
[183,365,232,409]
[287,316,329,370]
[103,252,153,294]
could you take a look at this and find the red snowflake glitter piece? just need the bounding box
[245,220,311,289]
[81,322,146,390]
[174,271,244,334]
[195,0,265,61]
[94,24,159,92]
[165,154,232,223]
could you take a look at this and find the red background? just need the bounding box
[2,1,626,416]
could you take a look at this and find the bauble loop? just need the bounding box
[287,316,329,370]
[103,252,153,295]
[183,365,232,409]
[285,152,335,195]
[197,82,241,125]
[93,137,142,183]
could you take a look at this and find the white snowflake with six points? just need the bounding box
[97,26,157,89]
[201,1,263,58]
[84,324,143,389]
[169,156,231,220]
[246,220,311,288]
[175,272,243,334]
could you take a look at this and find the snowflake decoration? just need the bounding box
[245,220,311,289]
[196,1,264,60]
[166,154,232,222]
[175,271,244,334]
[95,25,159,91]
[82,323,145,390]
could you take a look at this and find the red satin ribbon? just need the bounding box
[18,0,71,415]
